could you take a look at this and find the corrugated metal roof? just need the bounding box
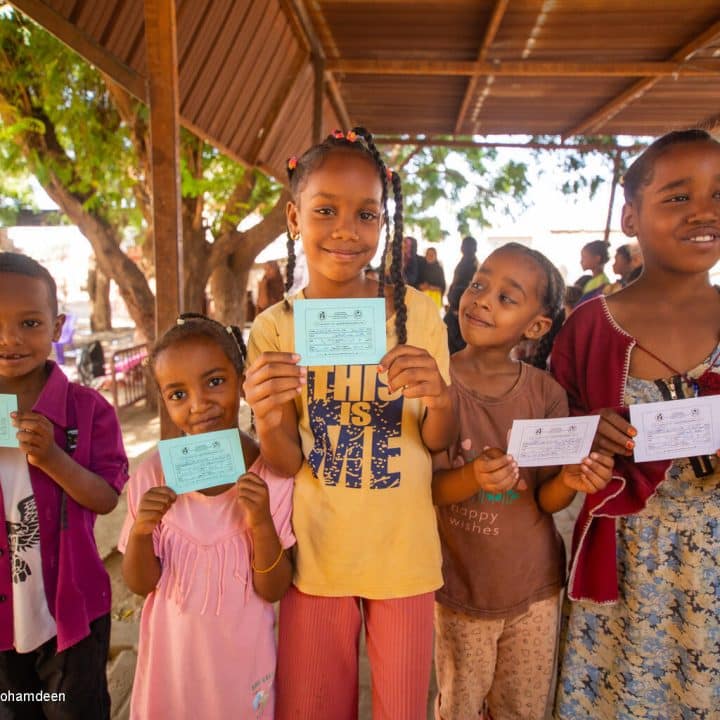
[9,0,720,179]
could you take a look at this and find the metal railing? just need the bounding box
[109,344,148,409]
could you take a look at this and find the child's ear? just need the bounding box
[523,314,552,341]
[286,200,300,238]
[52,314,66,343]
[621,201,638,238]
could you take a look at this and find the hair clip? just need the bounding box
[386,167,394,181]
[287,156,298,171]
[332,129,345,140]
[176,317,185,326]
[346,130,358,142]
[619,174,625,186]
[226,326,233,335]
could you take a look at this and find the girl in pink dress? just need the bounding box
[119,314,294,719]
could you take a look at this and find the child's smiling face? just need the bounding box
[154,335,241,436]
[459,249,551,352]
[286,150,384,296]
[622,141,720,276]
[0,272,63,382]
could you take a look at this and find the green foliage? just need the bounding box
[0,7,280,251]
[531,135,638,200]
[391,143,530,241]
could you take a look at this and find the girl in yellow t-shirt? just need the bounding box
[244,127,457,720]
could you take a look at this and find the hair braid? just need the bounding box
[283,229,296,310]
[389,170,407,343]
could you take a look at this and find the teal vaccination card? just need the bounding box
[158,428,246,494]
[293,297,387,366]
[0,394,19,448]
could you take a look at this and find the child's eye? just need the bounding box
[22,319,41,328]
[665,194,689,203]
[359,210,378,221]
[167,390,186,401]
[314,207,335,216]
[469,281,484,291]
[500,294,517,305]
[208,377,225,387]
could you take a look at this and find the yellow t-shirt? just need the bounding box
[247,288,450,598]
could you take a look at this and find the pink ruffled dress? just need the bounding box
[118,453,294,719]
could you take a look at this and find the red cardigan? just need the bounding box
[551,296,670,603]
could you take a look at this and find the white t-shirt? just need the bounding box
[0,448,57,652]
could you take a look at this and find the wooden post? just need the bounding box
[604,153,621,245]
[144,0,183,438]
[313,55,325,141]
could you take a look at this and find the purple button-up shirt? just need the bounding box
[0,362,128,652]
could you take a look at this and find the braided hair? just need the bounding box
[149,312,248,376]
[285,127,407,344]
[496,243,566,370]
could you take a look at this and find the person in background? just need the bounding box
[576,240,610,302]
[402,235,423,288]
[605,243,643,294]
[563,285,583,318]
[418,247,446,310]
[256,260,285,314]
[444,236,479,354]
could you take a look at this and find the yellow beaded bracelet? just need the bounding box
[252,545,284,574]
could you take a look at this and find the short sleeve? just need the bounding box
[250,458,295,549]
[246,307,283,366]
[543,373,570,420]
[117,452,163,556]
[87,394,129,494]
[408,290,451,385]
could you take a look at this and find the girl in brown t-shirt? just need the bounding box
[432,243,614,720]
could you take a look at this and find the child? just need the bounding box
[551,129,720,718]
[576,239,610,301]
[0,252,128,718]
[431,243,614,720]
[243,127,457,720]
[119,314,294,719]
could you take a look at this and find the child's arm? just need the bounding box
[432,447,518,506]
[122,486,177,596]
[237,473,292,603]
[537,452,615,514]
[243,352,304,476]
[379,345,458,451]
[12,410,118,514]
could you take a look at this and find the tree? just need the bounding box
[0,7,287,341]
[385,143,531,242]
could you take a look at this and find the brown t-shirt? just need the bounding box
[435,362,568,619]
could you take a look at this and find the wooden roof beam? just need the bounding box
[280,0,351,131]
[564,17,720,138]
[10,0,146,101]
[375,136,648,154]
[326,58,720,78]
[454,0,509,134]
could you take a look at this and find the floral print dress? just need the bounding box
[555,350,720,720]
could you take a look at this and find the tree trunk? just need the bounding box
[88,265,112,331]
[207,190,290,326]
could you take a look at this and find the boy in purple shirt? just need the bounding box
[0,253,128,719]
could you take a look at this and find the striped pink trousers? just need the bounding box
[276,585,434,720]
